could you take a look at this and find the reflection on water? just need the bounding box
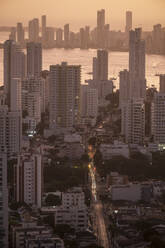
[0,32,165,89]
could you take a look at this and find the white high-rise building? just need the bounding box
[22,76,45,113]
[0,105,22,157]
[14,153,42,208]
[27,92,41,123]
[119,70,130,107]
[49,62,81,131]
[80,84,98,125]
[86,79,113,106]
[121,29,146,144]
[4,40,25,108]
[123,99,145,145]
[27,42,42,78]
[0,150,8,248]
[129,28,146,99]
[152,92,165,144]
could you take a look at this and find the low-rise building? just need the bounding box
[11,222,55,248]
[110,183,153,202]
[100,141,130,160]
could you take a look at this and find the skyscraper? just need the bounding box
[9,27,16,41]
[49,62,81,131]
[159,74,165,93]
[28,18,39,42]
[129,28,146,99]
[64,24,70,47]
[123,99,145,145]
[0,150,8,248]
[17,22,24,46]
[10,78,22,112]
[45,27,54,48]
[3,40,25,108]
[41,15,46,45]
[97,9,105,29]
[96,50,108,81]
[119,69,130,107]
[152,24,162,54]
[80,84,98,126]
[27,42,42,77]
[56,28,63,47]
[125,11,132,34]
[97,9,105,47]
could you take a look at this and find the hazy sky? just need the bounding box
[0,0,165,31]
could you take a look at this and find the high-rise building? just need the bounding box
[152,24,162,54]
[152,92,165,144]
[41,15,46,45]
[80,84,98,123]
[3,40,25,108]
[122,99,145,145]
[0,105,22,157]
[14,153,42,208]
[27,42,42,77]
[96,50,108,81]
[28,18,39,42]
[92,57,98,80]
[129,28,146,99]
[22,76,45,113]
[9,27,16,41]
[17,22,24,46]
[64,24,70,47]
[41,70,50,111]
[45,27,54,48]
[56,28,63,46]
[159,74,165,93]
[49,62,81,131]
[97,9,105,29]
[97,9,105,47]
[85,26,90,48]
[0,150,8,248]
[125,11,132,34]
[119,70,130,107]
[10,78,22,112]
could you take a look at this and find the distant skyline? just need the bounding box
[0,0,165,31]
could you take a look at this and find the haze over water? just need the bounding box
[0,32,165,89]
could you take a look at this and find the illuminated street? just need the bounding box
[88,161,109,248]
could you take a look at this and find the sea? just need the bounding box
[0,32,165,89]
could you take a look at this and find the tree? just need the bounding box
[22,123,28,135]
[54,224,74,238]
[81,154,89,163]
[22,110,28,118]
[88,137,97,146]
[48,135,56,144]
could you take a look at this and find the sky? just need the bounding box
[0,0,165,31]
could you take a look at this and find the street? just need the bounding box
[88,162,110,248]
